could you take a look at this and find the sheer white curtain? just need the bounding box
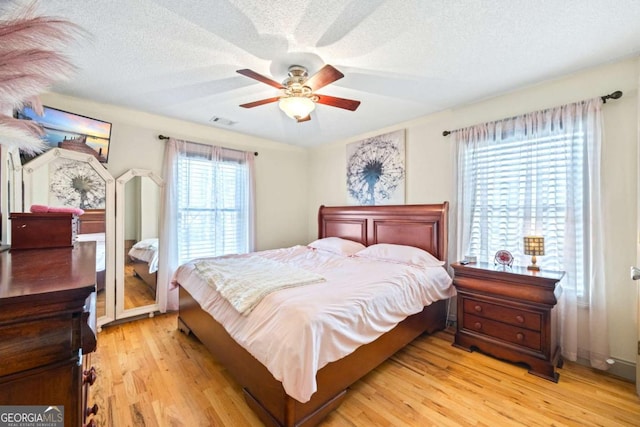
[454,98,609,369]
[156,138,256,312]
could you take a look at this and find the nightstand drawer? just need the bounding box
[463,313,542,351]
[462,298,541,331]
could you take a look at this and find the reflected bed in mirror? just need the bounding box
[128,238,159,292]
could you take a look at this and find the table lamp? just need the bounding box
[523,236,544,271]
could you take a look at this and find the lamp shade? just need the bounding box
[278,96,315,120]
[523,236,545,256]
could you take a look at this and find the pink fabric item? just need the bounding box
[30,204,49,213]
[30,205,85,215]
[48,206,85,215]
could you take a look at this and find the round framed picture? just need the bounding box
[494,250,514,267]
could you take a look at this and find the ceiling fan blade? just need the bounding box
[239,97,280,108]
[315,94,361,111]
[305,65,344,91]
[236,69,284,89]
[296,115,311,123]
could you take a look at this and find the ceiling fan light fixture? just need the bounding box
[279,96,315,120]
[237,64,359,119]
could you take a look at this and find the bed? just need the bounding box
[77,209,106,292]
[175,203,451,427]
[128,238,159,291]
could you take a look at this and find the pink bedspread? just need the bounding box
[172,245,455,403]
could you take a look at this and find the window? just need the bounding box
[456,104,599,302]
[176,151,251,265]
[456,99,608,366]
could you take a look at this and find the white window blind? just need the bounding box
[462,130,586,299]
[176,153,249,265]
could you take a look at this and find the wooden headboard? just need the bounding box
[318,203,449,263]
[78,209,106,234]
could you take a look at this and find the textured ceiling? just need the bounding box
[10,0,640,147]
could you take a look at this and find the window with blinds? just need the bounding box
[464,131,586,298]
[176,153,249,265]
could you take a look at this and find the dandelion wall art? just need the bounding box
[346,130,405,205]
[49,158,106,209]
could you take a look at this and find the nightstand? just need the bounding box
[451,262,565,382]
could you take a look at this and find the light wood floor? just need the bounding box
[124,264,156,309]
[91,313,640,426]
[96,264,156,316]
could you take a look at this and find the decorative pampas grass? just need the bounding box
[0,116,46,154]
[0,1,83,154]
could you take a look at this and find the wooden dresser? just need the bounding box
[452,262,564,382]
[0,242,99,427]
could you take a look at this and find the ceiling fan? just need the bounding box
[236,64,361,122]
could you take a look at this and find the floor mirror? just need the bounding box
[1,147,23,245]
[115,168,164,319]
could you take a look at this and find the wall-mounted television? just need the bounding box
[15,105,112,164]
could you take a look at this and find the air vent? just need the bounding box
[209,116,237,126]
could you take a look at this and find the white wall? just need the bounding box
[308,57,640,372]
[307,109,456,238]
[40,92,310,251]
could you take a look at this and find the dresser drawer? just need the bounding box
[462,298,541,331]
[0,317,74,377]
[463,313,542,350]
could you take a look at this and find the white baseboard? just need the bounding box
[575,356,636,383]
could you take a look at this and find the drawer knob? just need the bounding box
[516,315,524,323]
[83,366,97,385]
[516,333,524,341]
[474,305,482,312]
[86,403,99,417]
[474,322,482,330]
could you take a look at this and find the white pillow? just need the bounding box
[307,237,366,256]
[133,238,159,250]
[355,243,444,267]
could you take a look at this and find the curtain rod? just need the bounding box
[441,90,623,137]
[158,134,258,156]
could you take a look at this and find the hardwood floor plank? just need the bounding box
[91,314,640,426]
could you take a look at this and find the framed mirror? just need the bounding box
[22,148,115,327]
[1,147,23,245]
[115,169,164,319]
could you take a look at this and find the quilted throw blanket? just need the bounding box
[193,256,325,315]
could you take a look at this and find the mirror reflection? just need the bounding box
[122,174,161,312]
[2,149,21,244]
[21,149,114,325]
[117,169,162,317]
[77,209,106,316]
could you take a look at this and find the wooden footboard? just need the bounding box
[179,286,447,427]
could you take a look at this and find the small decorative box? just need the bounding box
[9,212,78,250]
